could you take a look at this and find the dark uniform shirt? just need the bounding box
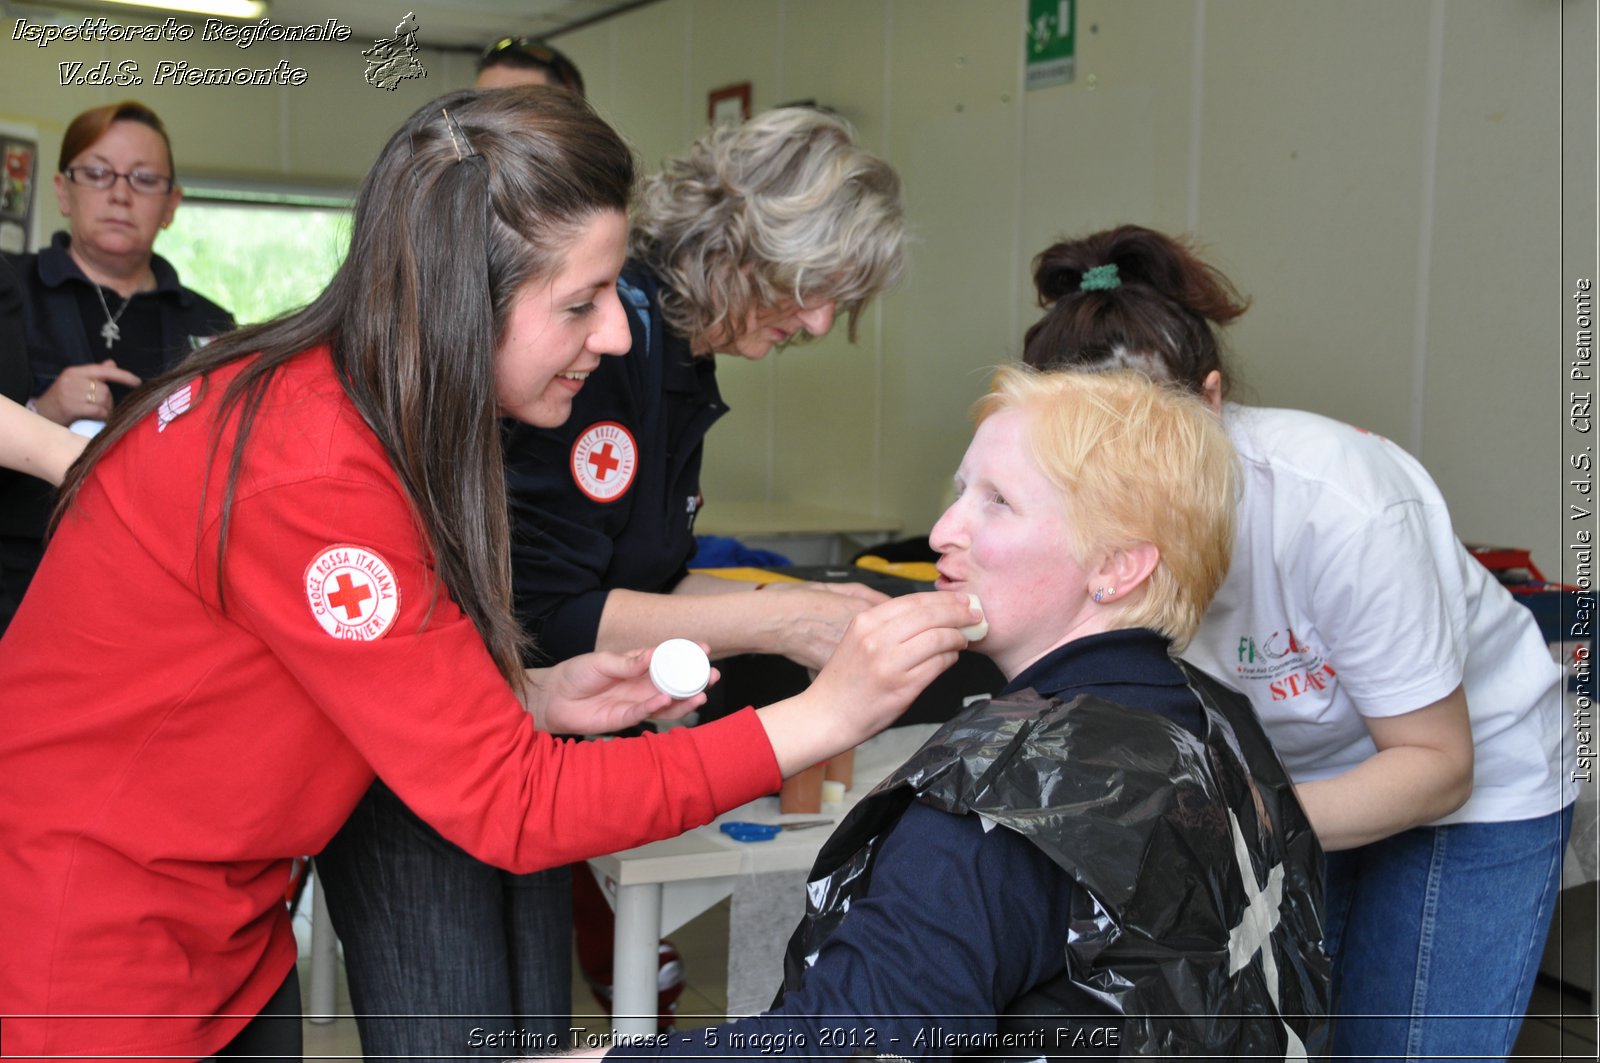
[504,262,726,663]
[0,232,232,629]
[1,257,28,405]
[611,629,1207,1062]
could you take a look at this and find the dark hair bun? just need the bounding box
[1022,225,1249,391]
[1033,243,1095,304]
[1032,225,1248,325]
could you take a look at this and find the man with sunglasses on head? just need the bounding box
[0,100,231,633]
[476,35,586,93]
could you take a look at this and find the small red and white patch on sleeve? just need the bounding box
[304,544,401,641]
[155,377,203,433]
[570,421,638,503]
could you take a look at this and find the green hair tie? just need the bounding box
[1080,263,1121,292]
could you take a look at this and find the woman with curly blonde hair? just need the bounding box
[631,106,904,357]
[317,106,927,1055]
[516,104,906,676]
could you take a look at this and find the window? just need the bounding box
[156,184,351,327]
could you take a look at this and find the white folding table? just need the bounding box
[585,724,939,1038]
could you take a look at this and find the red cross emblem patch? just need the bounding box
[570,421,638,503]
[304,544,401,641]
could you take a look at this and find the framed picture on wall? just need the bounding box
[708,82,751,127]
[0,133,37,254]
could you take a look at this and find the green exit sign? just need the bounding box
[1026,0,1076,89]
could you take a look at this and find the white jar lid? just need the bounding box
[649,638,711,699]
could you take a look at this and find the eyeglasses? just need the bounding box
[62,165,174,195]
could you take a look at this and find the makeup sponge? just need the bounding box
[960,594,988,642]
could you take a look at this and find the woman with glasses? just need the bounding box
[0,100,231,629]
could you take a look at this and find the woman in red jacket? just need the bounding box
[0,87,974,1063]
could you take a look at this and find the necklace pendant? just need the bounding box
[101,320,120,348]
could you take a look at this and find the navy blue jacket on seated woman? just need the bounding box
[610,629,1329,1061]
[598,362,1331,1062]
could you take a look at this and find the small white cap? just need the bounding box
[959,593,988,642]
[649,638,711,699]
[820,780,846,805]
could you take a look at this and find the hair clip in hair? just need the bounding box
[441,108,479,161]
[1080,264,1121,292]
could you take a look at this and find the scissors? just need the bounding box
[719,819,833,842]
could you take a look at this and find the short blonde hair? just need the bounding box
[630,107,905,351]
[975,366,1236,648]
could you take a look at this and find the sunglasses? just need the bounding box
[480,36,584,93]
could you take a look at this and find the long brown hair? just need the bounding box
[55,87,635,682]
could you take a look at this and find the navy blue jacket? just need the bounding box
[504,263,726,664]
[0,257,27,405]
[0,234,231,625]
[4,232,232,402]
[611,630,1286,1062]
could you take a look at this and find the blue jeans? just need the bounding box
[316,780,573,1062]
[1324,804,1574,1062]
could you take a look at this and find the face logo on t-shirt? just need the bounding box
[570,421,638,503]
[304,544,401,641]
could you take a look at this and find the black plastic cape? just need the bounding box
[776,661,1330,1059]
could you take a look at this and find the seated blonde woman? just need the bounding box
[586,368,1329,1061]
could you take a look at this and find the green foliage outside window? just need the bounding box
[155,198,350,327]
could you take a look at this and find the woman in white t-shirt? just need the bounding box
[1022,224,1576,1062]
